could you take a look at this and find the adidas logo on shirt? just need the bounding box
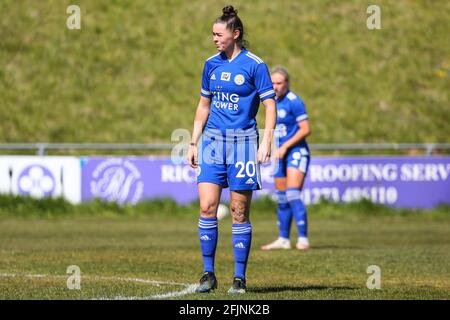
[245,178,254,184]
[200,235,211,241]
[234,242,245,249]
[210,74,216,80]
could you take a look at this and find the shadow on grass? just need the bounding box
[249,285,357,294]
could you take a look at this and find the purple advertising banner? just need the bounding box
[80,156,450,209]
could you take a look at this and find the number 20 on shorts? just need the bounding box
[235,161,256,177]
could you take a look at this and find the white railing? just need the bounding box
[0,143,449,156]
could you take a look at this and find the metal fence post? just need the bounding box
[37,144,47,156]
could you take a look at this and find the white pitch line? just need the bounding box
[93,276,189,287]
[0,273,198,300]
[150,284,198,299]
[97,284,199,300]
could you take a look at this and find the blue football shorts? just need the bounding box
[196,129,262,191]
[273,146,310,178]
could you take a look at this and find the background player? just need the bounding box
[261,66,312,251]
[187,6,277,294]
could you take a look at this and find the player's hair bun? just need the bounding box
[214,5,247,47]
[222,5,237,17]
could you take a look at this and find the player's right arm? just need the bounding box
[277,119,311,159]
[188,61,213,168]
[188,96,211,168]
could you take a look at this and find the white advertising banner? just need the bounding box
[0,156,81,204]
[0,159,11,194]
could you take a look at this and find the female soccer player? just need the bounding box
[261,66,312,251]
[187,6,276,294]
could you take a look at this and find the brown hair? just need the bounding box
[214,5,248,48]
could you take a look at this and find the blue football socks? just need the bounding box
[232,223,252,279]
[276,190,292,239]
[198,217,218,273]
[286,188,308,238]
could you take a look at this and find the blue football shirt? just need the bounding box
[275,90,309,151]
[200,49,275,133]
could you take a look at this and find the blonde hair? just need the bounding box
[270,65,290,83]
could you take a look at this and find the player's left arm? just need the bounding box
[254,63,277,163]
[258,97,277,164]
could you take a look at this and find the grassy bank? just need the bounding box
[1,0,449,144]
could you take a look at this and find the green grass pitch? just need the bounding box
[0,200,448,299]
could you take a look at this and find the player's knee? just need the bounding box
[230,200,249,223]
[199,202,218,217]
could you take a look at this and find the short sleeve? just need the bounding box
[292,98,308,122]
[254,63,275,101]
[200,62,212,98]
